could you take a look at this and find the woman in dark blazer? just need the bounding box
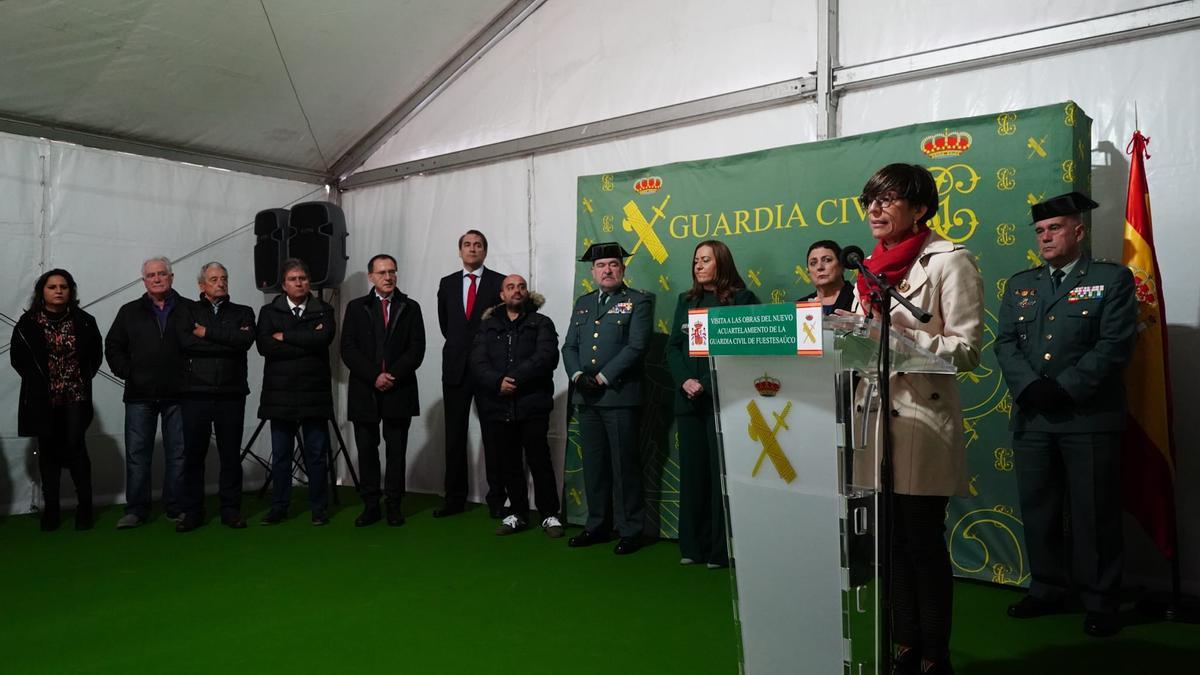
[10,269,103,531]
[665,240,760,568]
[798,239,860,314]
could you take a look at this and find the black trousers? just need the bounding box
[180,397,246,519]
[442,380,504,509]
[891,494,953,663]
[481,416,560,522]
[677,406,727,565]
[354,417,412,507]
[37,401,94,513]
[1015,430,1123,612]
[578,405,645,538]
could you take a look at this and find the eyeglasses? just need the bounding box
[858,193,901,209]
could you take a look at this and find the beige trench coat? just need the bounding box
[856,235,984,497]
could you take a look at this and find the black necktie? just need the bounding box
[293,306,302,318]
[1051,269,1065,291]
[599,292,610,310]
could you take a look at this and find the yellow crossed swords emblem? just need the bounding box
[747,400,796,483]
[622,195,671,264]
[799,319,818,346]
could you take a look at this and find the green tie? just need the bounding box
[599,292,610,309]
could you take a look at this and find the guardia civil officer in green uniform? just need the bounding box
[665,240,759,568]
[995,191,1137,638]
[562,242,654,555]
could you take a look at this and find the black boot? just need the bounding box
[40,506,61,532]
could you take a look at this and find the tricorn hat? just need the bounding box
[1031,191,1099,223]
[579,241,632,262]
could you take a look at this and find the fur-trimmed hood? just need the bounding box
[480,291,545,321]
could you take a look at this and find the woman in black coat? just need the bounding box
[10,269,103,531]
[665,240,760,567]
[798,239,860,314]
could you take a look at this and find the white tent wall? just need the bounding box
[0,130,322,514]
[346,1,1200,593]
[358,0,818,170]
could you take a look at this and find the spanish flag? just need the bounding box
[1120,131,1178,559]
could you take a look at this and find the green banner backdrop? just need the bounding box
[567,102,1091,586]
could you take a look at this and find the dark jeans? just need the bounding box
[442,380,505,509]
[891,494,953,663]
[123,400,185,519]
[1015,430,1123,612]
[481,416,560,522]
[353,417,411,507]
[578,405,644,538]
[181,397,246,520]
[269,419,329,516]
[38,401,94,514]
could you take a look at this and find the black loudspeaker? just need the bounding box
[254,208,291,292]
[288,201,349,289]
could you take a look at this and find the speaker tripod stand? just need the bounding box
[240,417,359,505]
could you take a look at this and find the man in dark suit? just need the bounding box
[561,242,654,554]
[341,254,426,527]
[434,230,505,518]
[996,192,1137,638]
[175,261,256,532]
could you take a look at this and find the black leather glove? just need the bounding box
[1017,377,1071,412]
[575,374,601,392]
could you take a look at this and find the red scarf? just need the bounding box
[856,228,931,315]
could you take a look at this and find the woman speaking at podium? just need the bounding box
[855,164,983,675]
[666,240,759,570]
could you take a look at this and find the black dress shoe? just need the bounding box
[175,517,203,533]
[74,508,94,531]
[891,646,920,675]
[221,515,247,529]
[432,503,465,518]
[40,509,62,532]
[1007,595,1066,619]
[386,510,405,527]
[1083,611,1120,638]
[567,529,611,548]
[614,537,642,555]
[311,513,330,527]
[260,510,287,526]
[355,508,382,527]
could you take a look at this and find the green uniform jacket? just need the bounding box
[665,288,760,414]
[561,284,654,407]
[995,257,1136,433]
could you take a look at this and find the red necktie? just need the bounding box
[465,273,477,319]
[381,297,390,328]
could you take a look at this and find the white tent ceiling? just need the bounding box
[0,0,521,182]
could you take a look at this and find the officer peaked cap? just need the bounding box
[579,241,632,262]
[1031,191,1099,223]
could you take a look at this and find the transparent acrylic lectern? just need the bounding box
[709,314,956,675]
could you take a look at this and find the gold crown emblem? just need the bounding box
[920,129,973,158]
[634,176,663,194]
[753,373,781,397]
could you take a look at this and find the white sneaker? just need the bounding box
[495,515,525,536]
[680,557,696,565]
[541,516,564,539]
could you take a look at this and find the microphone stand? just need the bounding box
[853,261,931,675]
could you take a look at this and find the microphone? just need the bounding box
[841,245,866,270]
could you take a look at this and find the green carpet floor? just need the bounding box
[2,489,1196,674]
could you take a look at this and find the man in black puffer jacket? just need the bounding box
[105,256,190,529]
[175,262,256,532]
[255,258,337,526]
[470,274,562,538]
